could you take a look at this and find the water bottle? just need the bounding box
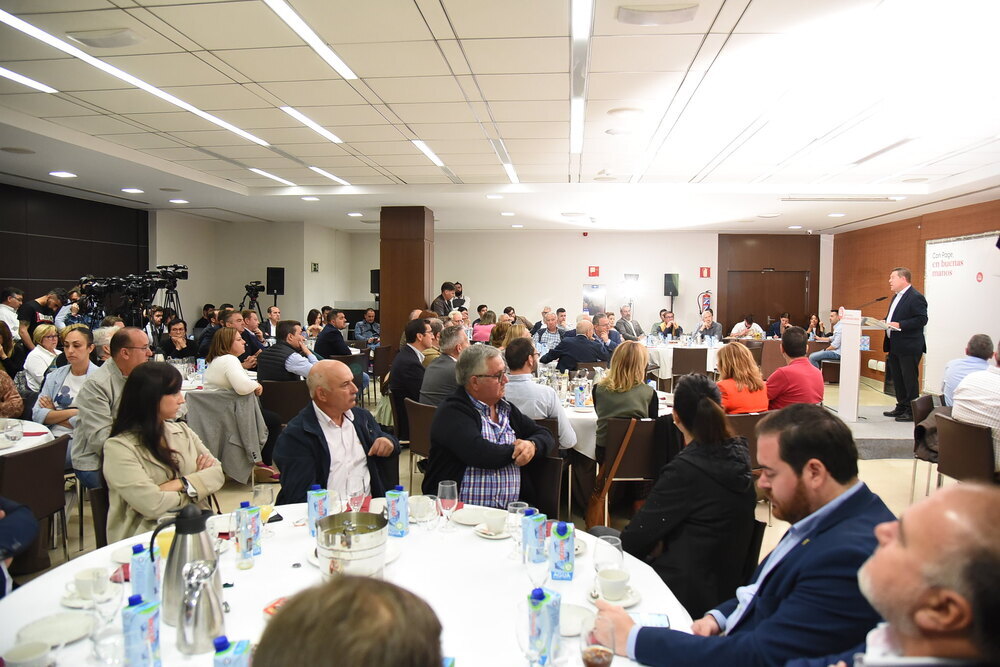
[234,502,255,570]
[213,636,251,666]
[306,484,328,537]
[130,543,160,604]
[122,594,161,666]
[386,485,409,537]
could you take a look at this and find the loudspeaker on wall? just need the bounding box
[370,269,380,294]
[664,273,679,297]
[266,266,285,295]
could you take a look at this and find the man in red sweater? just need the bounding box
[768,327,824,409]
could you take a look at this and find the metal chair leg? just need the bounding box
[909,458,919,504]
[59,509,69,563]
[408,452,415,491]
[565,463,573,522]
[925,462,933,496]
[78,479,85,548]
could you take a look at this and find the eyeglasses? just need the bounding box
[42,334,59,339]
[474,371,508,382]
[122,346,150,352]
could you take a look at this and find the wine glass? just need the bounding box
[252,484,276,539]
[89,568,122,628]
[580,614,615,667]
[513,599,543,667]
[347,473,369,513]
[437,481,458,532]
[506,501,529,560]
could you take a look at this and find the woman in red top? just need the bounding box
[716,341,768,414]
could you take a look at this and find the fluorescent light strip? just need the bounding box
[263,0,358,80]
[412,140,444,167]
[249,168,297,187]
[503,162,520,184]
[0,65,57,93]
[279,106,343,143]
[309,166,351,186]
[0,9,269,147]
[570,97,585,154]
[571,0,594,42]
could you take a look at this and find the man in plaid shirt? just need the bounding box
[421,345,556,509]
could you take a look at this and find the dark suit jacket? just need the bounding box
[273,404,399,505]
[882,287,927,356]
[419,354,457,406]
[389,345,426,440]
[539,334,610,371]
[315,324,351,358]
[632,483,894,667]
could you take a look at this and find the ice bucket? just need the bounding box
[315,511,388,581]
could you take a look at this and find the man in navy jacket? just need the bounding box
[539,320,609,371]
[593,404,894,667]
[274,360,398,505]
[882,267,928,422]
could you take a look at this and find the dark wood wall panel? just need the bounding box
[379,206,434,349]
[833,198,1000,379]
[0,183,148,299]
[717,234,821,331]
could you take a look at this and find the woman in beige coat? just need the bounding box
[104,362,225,542]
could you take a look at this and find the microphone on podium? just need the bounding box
[857,295,889,309]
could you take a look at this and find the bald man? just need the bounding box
[789,484,1000,666]
[273,360,398,505]
[538,319,609,372]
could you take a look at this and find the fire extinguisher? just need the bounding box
[697,290,712,314]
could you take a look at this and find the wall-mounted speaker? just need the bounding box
[663,273,679,297]
[370,269,380,294]
[266,266,285,296]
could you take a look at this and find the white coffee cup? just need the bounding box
[65,567,106,600]
[597,568,630,601]
[4,641,51,667]
[483,508,507,535]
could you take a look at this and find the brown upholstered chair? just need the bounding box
[0,435,71,563]
[587,418,659,528]
[259,380,311,425]
[403,398,435,489]
[936,414,995,485]
[909,394,938,501]
[670,348,709,391]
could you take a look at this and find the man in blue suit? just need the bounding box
[882,266,928,422]
[594,403,894,667]
[539,320,609,371]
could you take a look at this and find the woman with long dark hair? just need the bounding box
[103,362,224,541]
[619,373,756,617]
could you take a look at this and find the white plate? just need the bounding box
[473,523,510,540]
[572,406,594,413]
[60,593,94,610]
[18,612,95,646]
[368,498,386,514]
[307,541,401,568]
[588,585,642,608]
[111,545,135,564]
[0,440,13,450]
[451,506,485,526]
[560,604,596,637]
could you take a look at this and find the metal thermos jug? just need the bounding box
[178,560,225,655]
[149,504,221,627]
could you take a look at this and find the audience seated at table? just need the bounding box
[940,333,993,406]
[593,313,621,354]
[419,325,469,407]
[260,305,280,338]
[489,321,511,349]
[22,324,59,392]
[256,320,318,382]
[73,327,152,489]
[809,309,843,369]
[305,308,323,339]
[617,373,756,617]
[651,309,683,339]
[788,484,1000,667]
[203,327,282,477]
[193,303,214,330]
[421,345,555,508]
[273,360,398,505]
[315,309,352,359]
[0,496,39,600]
[160,318,196,359]
[220,310,258,369]
[33,327,98,466]
[766,312,791,338]
[715,342,768,414]
[692,308,723,341]
[103,362,224,542]
[767,327,824,410]
[239,309,268,356]
[503,337,577,451]
[533,310,563,350]
[615,304,645,341]
[195,309,221,358]
[389,318,434,441]
[500,322,531,350]
[354,307,381,348]
[255,576,443,667]
[472,309,496,342]
[539,320,610,372]
[805,313,825,338]
[592,404,894,667]
[950,337,1000,471]
[421,318,444,367]
[91,326,115,364]
[0,366,22,418]
[729,314,765,338]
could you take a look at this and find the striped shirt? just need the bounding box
[460,392,521,508]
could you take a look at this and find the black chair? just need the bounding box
[534,418,570,520]
[524,455,564,521]
[0,434,71,563]
[259,380,311,425]
[909,394,938,501]
[741,519,768,585]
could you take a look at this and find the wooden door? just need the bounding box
[725,270,811,332]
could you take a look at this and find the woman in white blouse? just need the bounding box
[23,324,59,391]
[203,327,281,481]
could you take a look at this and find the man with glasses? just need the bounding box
[389,318,435,440]
[421,344,555,509]
[73,327,152,489]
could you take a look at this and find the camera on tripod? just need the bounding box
[244,280,264,298]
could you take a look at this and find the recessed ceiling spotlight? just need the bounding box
[757,213,781,218]
[1,147,35,154]
[347,212,363,217]
[159,187,181,192]
[788,225,803,230]
[607,107,644,118]
[121,188,143,194]
[65,28,142,49]
[511,224,524,228]
[500,212,515,217]
[168,199,189,204]
[827,213,846,218]
[561,212,586,217]
[49,171,77,178]
[301,196,320,201]
[486,194,503,200]
[605,128,632,136]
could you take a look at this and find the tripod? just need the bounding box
[240,289,264,322]
[160,288,184,323]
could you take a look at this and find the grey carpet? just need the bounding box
[831,405,915,460]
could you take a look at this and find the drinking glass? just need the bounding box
[412,495,439,532]
[523,543,549,588]
[593,536,623,575]
[513,599,543,667]
[437,481,458,532]
[347,473,369,513]
[506,501,529,560]
[326,489,344,515]
[580,614,615,667]
[4,419,22,443]
[252,484,276,539]
[89,568,122,628]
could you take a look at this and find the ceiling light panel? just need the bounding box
[262,0,358,79]
[0,65,57,93]
[279,106,343,143]
[249,168,297,186]
[309,166,351,186]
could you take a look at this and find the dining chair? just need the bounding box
[759,340,785,380]
[533,417,570,520]
[259,380,311,425]
[744,342,763,368]
[670,348,709,391]
[726,411,771,524]
[373,345,394,395]
[741,519,768,585]
[576,361,608,379]
[0,434,71,563]
[524,455,564,521]
[403,398,435,490]
[325,354,369,408]
[586,417,659,528]
[909,394,939,501]
[935,414,995,485]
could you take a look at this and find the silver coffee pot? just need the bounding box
[149,505,221,627]
[178,560,225,655]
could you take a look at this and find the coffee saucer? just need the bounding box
[473,523,509,540]
[588,585,642,608]
[60,593,94,610]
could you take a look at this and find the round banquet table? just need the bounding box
[0,503,692,665]
[0,420,53,457]
[646,344,718,380]
[565,392,671,461]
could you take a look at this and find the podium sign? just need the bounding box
[839,309,862,422]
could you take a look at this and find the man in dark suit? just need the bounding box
[315,309,352,358]
[539,320,610,371]
[882,266,928,422]
[389,317,434,440]
[592,404,894,667]
[429,281,456,317]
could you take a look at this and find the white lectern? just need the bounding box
[838,309,862,422]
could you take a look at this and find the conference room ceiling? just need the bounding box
[0,0,998,233]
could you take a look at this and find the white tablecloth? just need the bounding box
[566,394,671,460]
[647,345,718,379]
[0,421,53,457]
[0,503,692,664]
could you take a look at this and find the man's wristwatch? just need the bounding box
[180,477,198,498]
